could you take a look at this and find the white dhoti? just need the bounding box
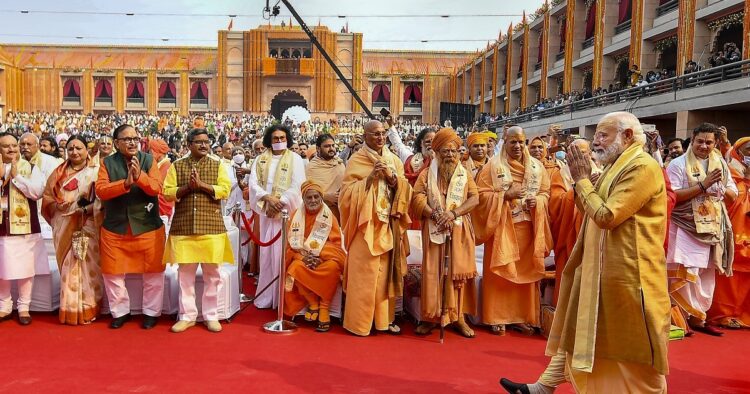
[667,223,717,321]
[103,273,165,318]
[177,263,221,321]
[0,234,44,313]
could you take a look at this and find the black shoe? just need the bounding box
[18,313,32,326]
[109,313,131,329]
[142,315,158,330]
[499,378,530,394]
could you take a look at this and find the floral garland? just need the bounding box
[654,36,677,52]
[513,23,526,33]
[613,52,629,65]
[707,11,744,31]
[529,3,549,21]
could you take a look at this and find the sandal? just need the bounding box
[380,323,401,335]
[490,324,506,336]
[304,308,319,322]
[414,322,436,336]
[316,321,331,332]
[510,323,536,336]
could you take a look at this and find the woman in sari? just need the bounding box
[42,135,103,325]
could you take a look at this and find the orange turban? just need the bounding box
[193,117,205,129]
[149,138,170,155]
[431,128,463,153]
[301,180,324,196]
[484,131,498,140]
[466,132,489,147]
[730,136,750,163]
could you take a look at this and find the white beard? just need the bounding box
[593,134,625,166]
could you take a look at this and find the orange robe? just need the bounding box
[156,157,173,217]
[283,209,346,317]
[95,160,166,274]
[405,154,430,230]
[708,153,750,326]
[548,168,584,307]
[473,154,551,326]
[340,147,412,336]
[412,169,478,323]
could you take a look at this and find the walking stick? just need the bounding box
[263,209,297,334]
[439,232,451,344]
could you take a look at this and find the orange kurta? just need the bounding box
[708,148,750,326]
[283,209,346,317]
[340,147,412,336]
[412,169,478,323]
[548,168,584,306]
[473,154,551,326]
[95,159,166,274]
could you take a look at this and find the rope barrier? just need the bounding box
[240,211,282,247]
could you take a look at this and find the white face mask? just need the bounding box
[232,153,245,164]
[272,142,286,151]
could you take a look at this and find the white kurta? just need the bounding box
[32,152,63,273]
[247,152,305,309]
[666,154,738,268]
[666,154,738,316]
[0,163,46,280]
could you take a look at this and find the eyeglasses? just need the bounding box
[117,137,140,144]
[191,140,211,146]
[365,132,387,138]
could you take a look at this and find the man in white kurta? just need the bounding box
[20,132,63,275]
[667,123,737,336]
[248,126,305,309]
[0,133,46,325]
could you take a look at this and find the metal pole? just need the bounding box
[229,202,253,303]
[263,209,297,334]
[280,0,375,119]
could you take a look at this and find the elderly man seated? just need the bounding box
[283,181,346,332]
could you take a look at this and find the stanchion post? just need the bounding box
[229,202,252,303]
[263,209,297,334]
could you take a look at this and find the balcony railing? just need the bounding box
[403,103,422,112]
[126,98,145,106]
[556,52,565,61]
[656,0,678,17]
[614,20,631,35]
[262,58,315,77]
[534,62,542,71]
[582,37,594,50]
[62,97,81,107]
[95,97,112,105]
[190,98,209,108]
[483,60,750,128]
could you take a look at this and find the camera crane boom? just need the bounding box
[266,0,375,119]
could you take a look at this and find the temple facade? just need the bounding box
[452,0,750,138]
[0,23,472,123]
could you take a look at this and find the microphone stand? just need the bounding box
[263,209,297,334]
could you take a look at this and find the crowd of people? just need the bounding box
[1,107,748,392]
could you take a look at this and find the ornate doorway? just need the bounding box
[271,90,307,120]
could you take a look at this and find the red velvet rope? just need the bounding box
[239,211,282,247]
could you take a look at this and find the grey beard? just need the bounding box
[593,136,624,166]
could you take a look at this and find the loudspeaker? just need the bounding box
[440,102,476,129]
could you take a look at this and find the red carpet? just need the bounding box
[2,304,750,392]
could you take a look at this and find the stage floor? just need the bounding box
[2,289,749,393]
